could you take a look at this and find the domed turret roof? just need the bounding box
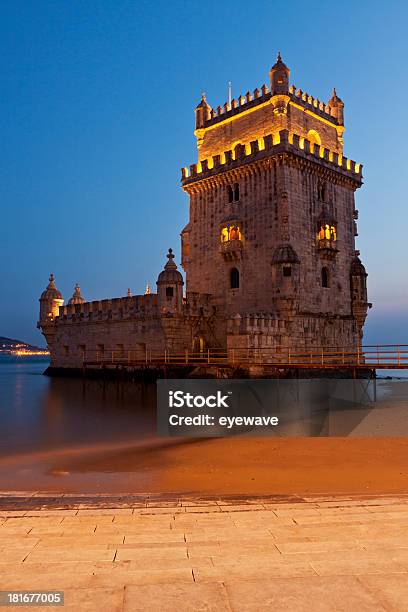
[195,93,211,111]
[270,51,289,73]
[40,274,63,301]
[329,87,344,106]
[68,283,85,305]
[351,255,367,276]
[271,244,300,264]
[157,249,184,285]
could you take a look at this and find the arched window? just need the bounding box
[283,265,292,277]
[321,267,329,288]
[227,183,240,203]
[317,181,326,201]
[230,268,240,289]
[166,286,174,298]
[307,129,321,148]
[227,186,234,203]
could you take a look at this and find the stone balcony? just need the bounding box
[220,239,243,261]
[317,238,338,259]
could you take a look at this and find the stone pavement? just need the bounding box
[1,493,408,610]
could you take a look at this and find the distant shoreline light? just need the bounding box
[1,349,50,357]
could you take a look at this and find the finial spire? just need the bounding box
[127,288,132,297]
[164,248,177,270]
[145,284,151,295]
[49,273,55,284]
[277,51,281,62]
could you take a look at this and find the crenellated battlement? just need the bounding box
[182,129,362,186]
[197,83,339,131]
[58,293,159,323]
[288,85,338,123]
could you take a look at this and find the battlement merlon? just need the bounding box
[194,55,345,160]
[181,129,363,189]
[196,85,342,131]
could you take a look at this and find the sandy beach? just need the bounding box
[0,379,408,497]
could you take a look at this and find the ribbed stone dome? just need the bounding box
[157,249,184,285]
[68,283,85,305]
[40,274,63,301]
[350,255,367,276]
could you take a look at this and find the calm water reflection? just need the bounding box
[0,357,156,457]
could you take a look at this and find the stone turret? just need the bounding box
[157,248,184,314]
[269,52,290,96]
[38,274,64,323]
[68,283,85,305]
[195,94,212,129]
[350,253,371,344]
[328,88,344,125]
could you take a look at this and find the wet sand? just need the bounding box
[1,379,408,497]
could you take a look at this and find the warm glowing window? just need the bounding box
[221,225,242,242]
[318,224,337,241]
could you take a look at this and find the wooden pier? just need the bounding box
[81,345,408,377]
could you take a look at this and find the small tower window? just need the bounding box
[317,181,326,201]
[283,265,292,277]
[321,267,329,288]
[227,183,240,203]
[166,286,174,298]
[230,268,240,289]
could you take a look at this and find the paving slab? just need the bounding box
[1,494,408,609]
[123,582,230,611]
[225,576,386,611]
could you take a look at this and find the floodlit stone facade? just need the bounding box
[38,54,371,369]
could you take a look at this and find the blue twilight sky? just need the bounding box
[1,0,407,346]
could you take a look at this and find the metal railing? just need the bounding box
[81,345,408,369]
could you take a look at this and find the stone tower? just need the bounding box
[181,54,371,353]
[157,248,184,314]
[37,274,64,348]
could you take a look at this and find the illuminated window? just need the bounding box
[230,268,240,289]
[221,225,242,242]
[283,265,292,277]
[318,224,337,241]
[321,267,329,288]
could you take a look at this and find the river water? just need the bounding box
[0,357,156,457]
[1,356,408,496]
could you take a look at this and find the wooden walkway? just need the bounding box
[82,345,408,371]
